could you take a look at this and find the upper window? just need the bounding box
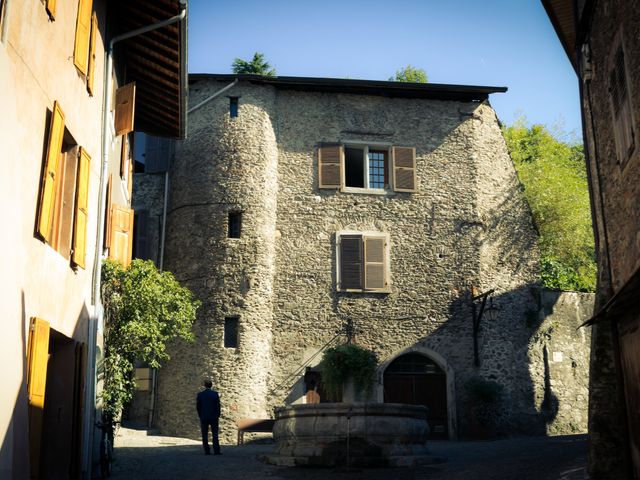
[228,212,242,238]
[318,144,416,193]
[608,43,636,168]
[336,232,390,293]
[224,317,239,348]
[230,97,239,118]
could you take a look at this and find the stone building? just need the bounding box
[0,0,187,477]
[133,74,592,444]
[543,1,640,478]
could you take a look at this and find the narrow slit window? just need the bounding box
[228,211,242,238]
[229,97,239,118]
[224,317,239,348]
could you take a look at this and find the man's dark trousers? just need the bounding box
[197,388,221,455]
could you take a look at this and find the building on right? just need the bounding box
[542,1,640,478]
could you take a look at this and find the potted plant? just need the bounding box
[320,344,378,402]
[466,376,504,439]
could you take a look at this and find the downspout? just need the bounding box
[83,5,187,478]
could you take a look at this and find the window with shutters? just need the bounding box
[318,143,416,193]
[36,101,91,268]
[608,39,637,168]
[336,232,390,292]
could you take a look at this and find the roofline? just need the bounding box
[189,74,507,102]
[541,0,579,73]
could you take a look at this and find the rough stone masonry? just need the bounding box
[140,75,592,443]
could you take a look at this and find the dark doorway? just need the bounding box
[383,353,448,439]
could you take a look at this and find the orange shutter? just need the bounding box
[46,0,57,19]
[363,236,387,291]
[339,235,363,290]
[27,317,50,479]
[38,102,65,243]
[73,0,93,74]
[127,150,134,199]
[115,83,136,136]
[318,144,342,189]
[392,146,417,192]
[86,12,98,95]
[104,174,113,248]
[72,148,91,268]
[109,205,134,267]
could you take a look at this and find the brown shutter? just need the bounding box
[27,317,50,480]
[46,0,57,19]
[364,236,387,291]
[392,146,417,192]
[86,12,98,95]
[73,0,93,74]
[55,147,79,258]
[72,148,91,268]
[104,174,113,249]
[339,235,363,290]
[109,205,134,267]
[115,82,136,136]
[127,144,134,199]
[38,101,65,243]
[318,144,343,189]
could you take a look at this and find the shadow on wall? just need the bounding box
[0,290,93,479]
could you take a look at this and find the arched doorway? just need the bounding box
[383,353,448,439]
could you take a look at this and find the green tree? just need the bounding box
[231,52,276,76]
[503,119,596,292]
[100,259,200,422]
[389,65,428,83]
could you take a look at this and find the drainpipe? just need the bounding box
[188,78,238,114]
[83,5,187,478]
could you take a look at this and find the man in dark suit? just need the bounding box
[196,379,221,455]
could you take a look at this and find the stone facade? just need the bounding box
[146,76,593,444]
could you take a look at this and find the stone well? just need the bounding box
[267,403,432,467]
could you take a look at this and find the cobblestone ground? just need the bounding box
[110,426,588,480]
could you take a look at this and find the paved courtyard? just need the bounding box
[110,426,588,480]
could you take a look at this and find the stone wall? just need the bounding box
[150,77,592,443]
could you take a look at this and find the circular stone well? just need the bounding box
[268,403,431,467]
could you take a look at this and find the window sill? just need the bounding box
[338,288,391,294]
[341,187,391,196]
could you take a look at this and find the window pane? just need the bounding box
[228,212,242,238]
[230,97,239,118]
[368,150,387,189]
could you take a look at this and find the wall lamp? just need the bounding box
[471,288,498,367]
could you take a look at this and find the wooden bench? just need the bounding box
[236,418,275,445]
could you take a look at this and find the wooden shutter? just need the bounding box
[73,0,93,74]
[27,317,50,480]
[46,0,57,20]
[38,102,65,243]
[109,205,134,267]
[318,144,342,189]
[339,235,363,290]
[127,146,134,199]
[392,146,417,192]
[104,174,112,249]
[86,12,98,95]
[115,82,136,136]
[55,148,79,258]
[120,135,128,178]
[364,236,387,291]
[72,148,90,268]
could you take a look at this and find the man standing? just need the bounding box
[196,379,221,455]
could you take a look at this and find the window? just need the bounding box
[318,144,416,192]
[224,317,239,348]
[229,97,239,118]
[36,101,91,268]
[609,43,636,167]
[228,212,242,238]
[336,232,390,292]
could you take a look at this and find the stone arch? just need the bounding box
[375,345,457,440]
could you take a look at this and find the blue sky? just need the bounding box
[188,0,581,139]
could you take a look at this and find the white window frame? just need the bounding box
[335,230,391,293]
[342,141,392,194]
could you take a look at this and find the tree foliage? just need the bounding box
[503,119,596,292]
[389,65,428,83]
[320,343,378,398]
[101,259,200,420]
[231,52,276,76]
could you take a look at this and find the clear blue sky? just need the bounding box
[188,0,581,139]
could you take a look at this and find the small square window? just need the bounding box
[228,212,242,238]
[224,317,239,348]
[229,97,239,118]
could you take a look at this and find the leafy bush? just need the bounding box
[466,376,504,404]
[503,119,596,292]
[320,344,378,399]
[101,259,200,421]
